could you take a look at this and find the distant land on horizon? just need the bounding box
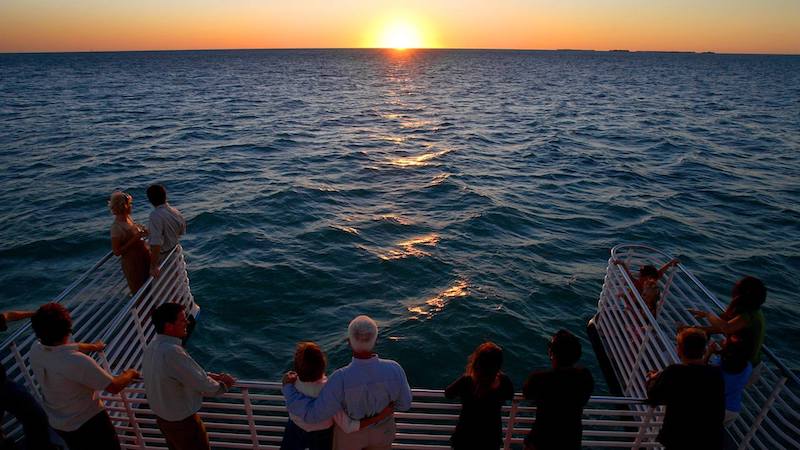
[2,47,799,56]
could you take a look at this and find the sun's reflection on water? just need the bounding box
[408,279,469,318]
[389,148,451,167]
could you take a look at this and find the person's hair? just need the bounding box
[549,329,582,367]
[108,191,132,215]
[466,342,503,397]
[730,276,767,314]
[152,303,185,334]
[639,265,659,279]
[677,327,707,360]
[348,315,378,352]
[146,184,167,206]
[31,303,72,346]
[294,342,327,382]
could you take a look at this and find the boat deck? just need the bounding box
[2,244,797,449]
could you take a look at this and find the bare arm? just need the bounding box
[657,258,680,278]
[2,311,35,322]
[77,341,106,353]
[690,309,748,335]
[360,403,394,429]
[112,230,143,256]
[149,245,162,277]
[105,369,141,394]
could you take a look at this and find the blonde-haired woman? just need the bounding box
[109,191,150,294]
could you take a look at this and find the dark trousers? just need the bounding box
[156,413,210,450]
[280,419,333,450]
[56,410,120,450]
[0,380,57,450]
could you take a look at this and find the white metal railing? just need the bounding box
[0,245,195,443]
[594,244,800,449]
[3,244,797,448]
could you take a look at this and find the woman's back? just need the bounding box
[445,373,514,449]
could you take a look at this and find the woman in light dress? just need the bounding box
[108,191,151,295]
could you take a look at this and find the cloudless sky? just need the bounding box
[1,0,798,53]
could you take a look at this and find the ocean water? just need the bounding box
[1,50,799,390]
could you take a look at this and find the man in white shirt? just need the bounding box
[142,303,235,450]
[146,184,186,278]
[29,303,140,450]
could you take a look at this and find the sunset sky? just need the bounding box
[1,0,798,54]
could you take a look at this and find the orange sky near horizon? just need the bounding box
[1,0,798,54]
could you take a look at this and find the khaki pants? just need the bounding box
[334,416,396,450]
[156,413,211,450]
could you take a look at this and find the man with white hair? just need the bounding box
[282,315,412,450]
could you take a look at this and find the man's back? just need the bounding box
[148,204,186,255]
[647,364,724,449]
[523,366,593,450]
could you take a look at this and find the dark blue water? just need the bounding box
[1,50,799,390]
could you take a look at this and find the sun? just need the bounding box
[376,20,425,50]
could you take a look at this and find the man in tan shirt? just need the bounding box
[142,303,235,450]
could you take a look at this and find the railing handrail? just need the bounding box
[610,243,798,387]
[98,245,182,345]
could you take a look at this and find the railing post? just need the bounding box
[241,386,260,449]
[9,341,42,403]
[503,397,520,450]
[632,405,655,448]
[119,388,146,449]
[131,307,147,349]
[738,377,787,450]
[627,327,651,396]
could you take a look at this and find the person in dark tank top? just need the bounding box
[445,341,514,450]
[523,330,594,450]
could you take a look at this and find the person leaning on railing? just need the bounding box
[0,309,59,450]
[108,190,151,295]
[646,327,724,450]
[444,341,514,450]
[614,258,680,317]
[28,303,140,450]
[146,184,186,279]
[522,330,593,450]
[282,315,413,450]
[142,302,236,450]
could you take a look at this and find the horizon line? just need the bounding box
[2,47,799,57]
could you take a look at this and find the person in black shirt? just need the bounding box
[0,310,59,450]
[523,329,593,450]
[646,327,724,450]
[445,342,514,450]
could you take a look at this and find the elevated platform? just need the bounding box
[2,244,798,448]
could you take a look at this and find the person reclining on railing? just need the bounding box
[28,303,140,450]
[146,184,186,279]
[0,309,59,450]
[445,341,514,450]
[142,303,236,450]
[646,327,724,450]
[280,342,396,450]
[689,276,766,382]
[614,258,679,316]
[523,330,593,450]
[282,315,412,450]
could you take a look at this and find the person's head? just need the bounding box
[676,327,707,362]
[108,191,132,216]
[152,303,188,339]
[548,329,582,368]
[348,315,378,353]
[638,265,659,281]
[730,276,767,314]
[31,303,72,346]
[294,342,327,382]
[146,184,167,207]
[466,342,503,385]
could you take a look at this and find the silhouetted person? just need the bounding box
[445,342,514,450]
[647,327,724,450]
[29,303,139,450]
[0,309,58,449]
[523,330,593,450]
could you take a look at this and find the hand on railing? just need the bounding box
[210,372,237,389]
[282,371,298,385]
